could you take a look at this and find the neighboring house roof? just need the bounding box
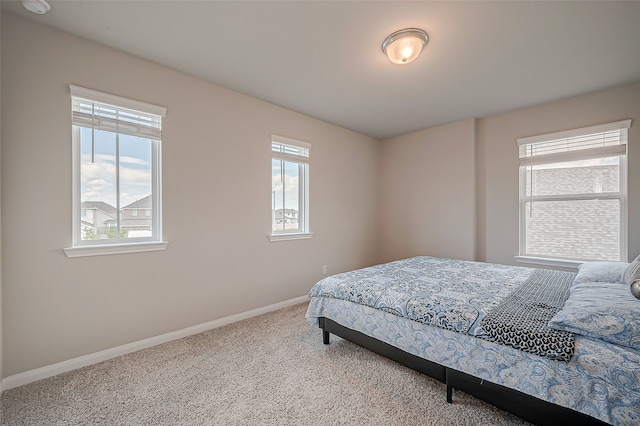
[122,195,151,209]
[81,201,117,215]
[80,219,94,228]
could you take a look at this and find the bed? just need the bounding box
[306,256,640,426]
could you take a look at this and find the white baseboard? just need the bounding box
[1,295,309,392]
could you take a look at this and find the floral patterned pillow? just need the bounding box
[549,281,640,350]
[574,261,629,284]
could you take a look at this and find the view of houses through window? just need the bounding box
[523,161,621,261]
[79,125,155,241]
[271,151,301,232]
[81,195,153,240]
[272,208,299,231]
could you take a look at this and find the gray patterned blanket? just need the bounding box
[480,269,576,362]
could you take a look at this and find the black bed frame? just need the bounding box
[319,317,609,426]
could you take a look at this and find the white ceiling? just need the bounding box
[4,1,640,140]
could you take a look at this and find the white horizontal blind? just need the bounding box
[518,119,630,166]
[72,101,162,140]
[70,85,166,140]
[271,134,310,164]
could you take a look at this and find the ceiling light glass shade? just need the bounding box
[382,28,429,65]
[22,0,50,14]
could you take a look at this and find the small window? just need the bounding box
[270,135,311,241]
[517,120,631,264]
[65,85,168,257]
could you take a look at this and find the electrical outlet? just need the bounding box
[322,265,328,275]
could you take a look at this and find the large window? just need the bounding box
[517,120,631,265]
[270,135,311,241]
[65,85,167,257]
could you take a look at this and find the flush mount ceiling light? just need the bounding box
[22,0,50,14]
[382,28,429,65]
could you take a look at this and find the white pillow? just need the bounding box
[574,261,628,285]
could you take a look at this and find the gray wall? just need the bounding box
[1,14,380,377]
[378,119,477,262]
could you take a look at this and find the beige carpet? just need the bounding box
[1,302,529,425]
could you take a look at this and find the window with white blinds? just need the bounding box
[270,135,311,241]
[65,85,168,257]
[517,120,631,264]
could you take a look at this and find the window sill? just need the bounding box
[514,255,583,270]
[268,232,313,242]
[64,241,169,258]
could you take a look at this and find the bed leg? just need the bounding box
[446,369,453,403]
[318,318,330,344]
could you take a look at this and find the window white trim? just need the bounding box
[514,256,582,270]
[267,232,313,242]
[67,85,167,256]
[517,119,631,262]
[64,241,169,258]
[620,151,629,262]
[270,134,311,240]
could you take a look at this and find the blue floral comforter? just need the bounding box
[308,256,533,337]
